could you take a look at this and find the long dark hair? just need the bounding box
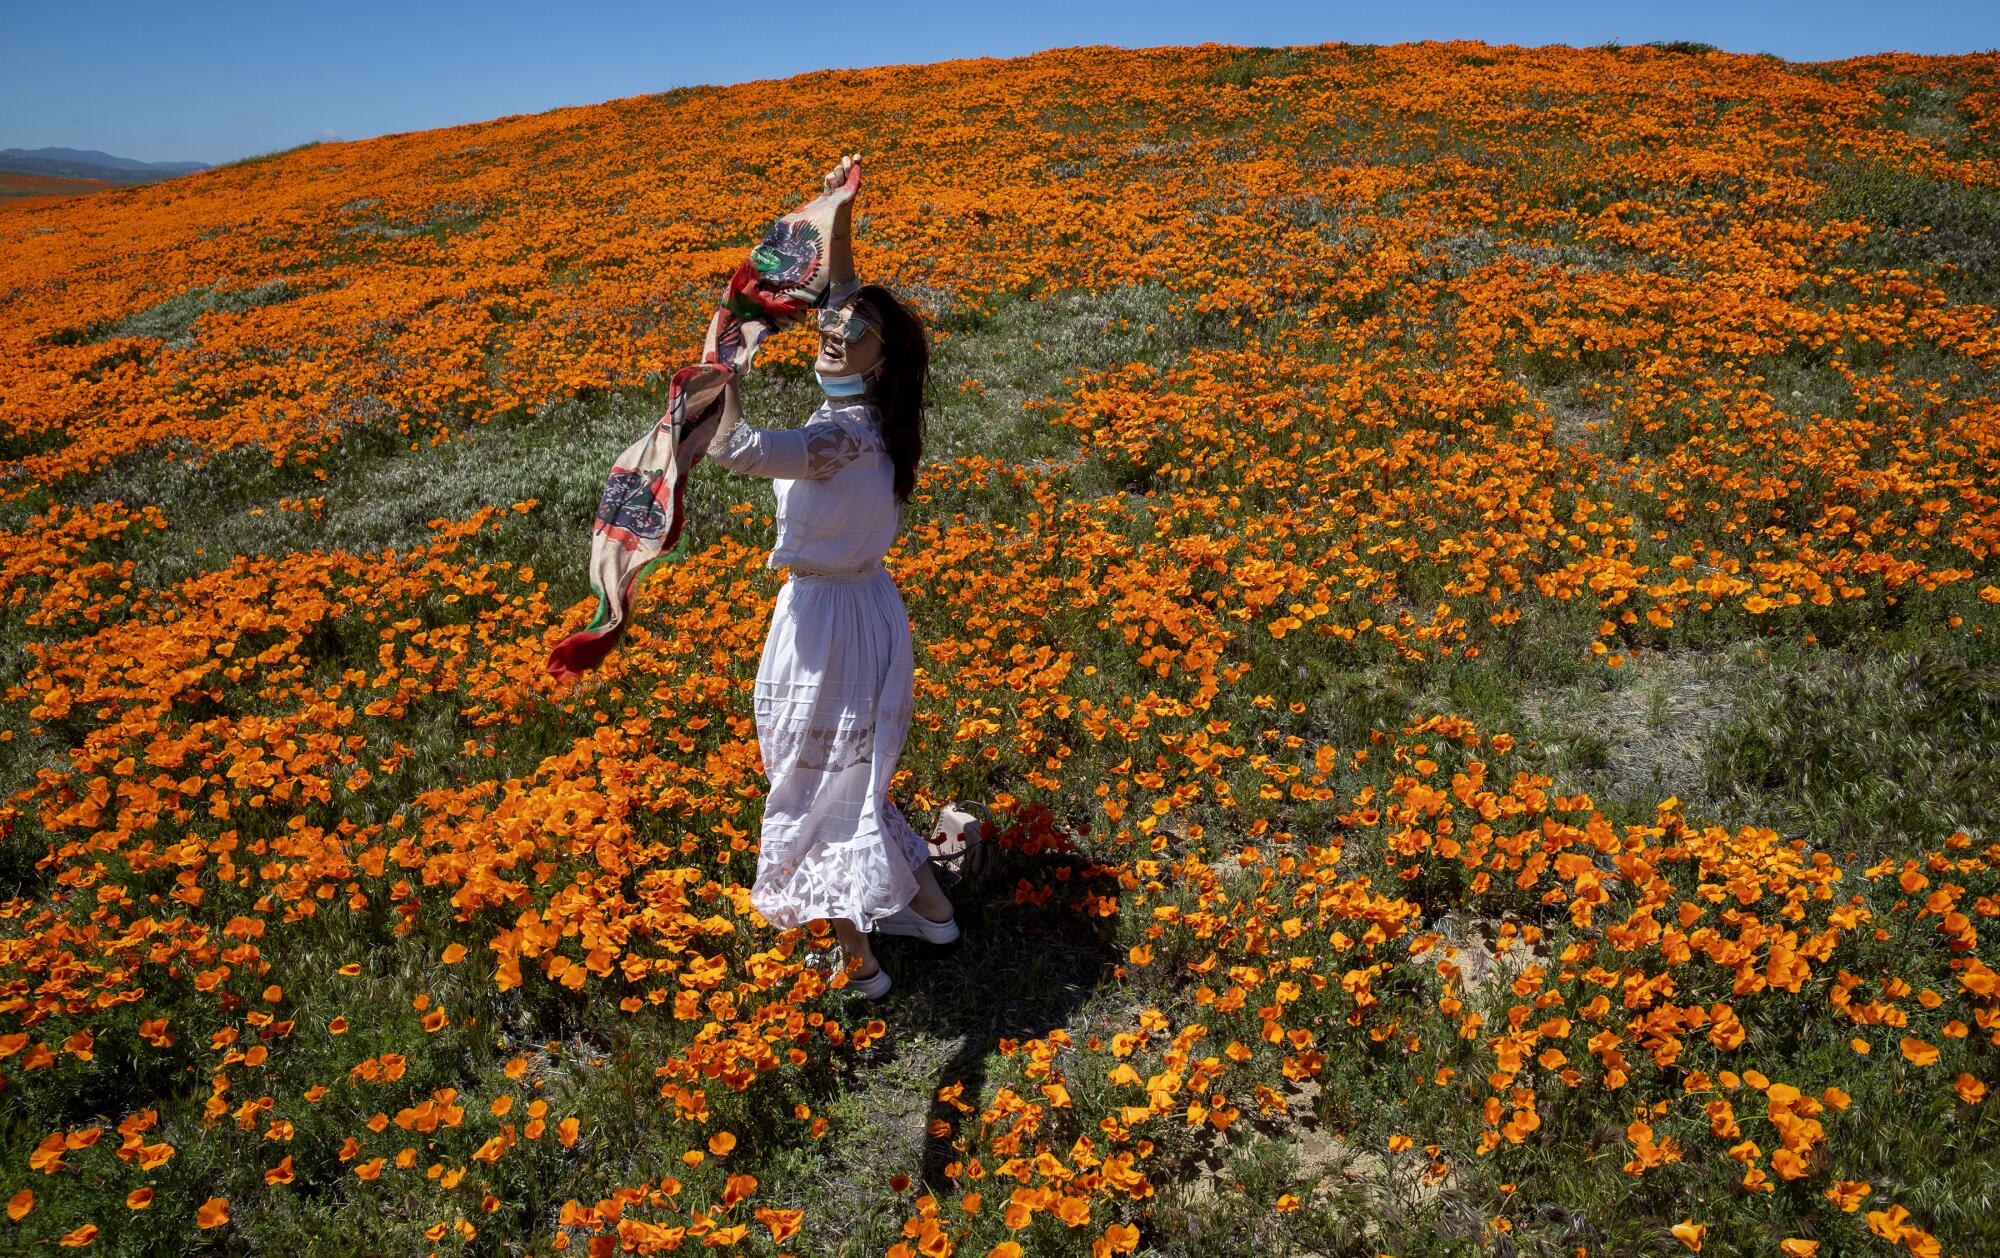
[856,284,927,506]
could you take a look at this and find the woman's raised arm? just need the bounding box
[705,373,868,480]
[823,152,861,307]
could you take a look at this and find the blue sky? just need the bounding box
[6,1,1995,166]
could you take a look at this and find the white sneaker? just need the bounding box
[818,946,892,999]
[844,963,892,1000]
[824,953,892,999]
[877,902,961,944]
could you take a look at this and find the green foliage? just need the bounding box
[1705,632,2000,860]
[40,281,299,351]
[1206,47,1316,89]
[1812,158,2000,302]
[5,44,1999,1258]
[214,139,326,171]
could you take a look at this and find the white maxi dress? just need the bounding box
[705,396,931,932]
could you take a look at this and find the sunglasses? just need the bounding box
[816,304,881,343]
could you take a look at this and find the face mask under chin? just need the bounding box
[815,368,878,399]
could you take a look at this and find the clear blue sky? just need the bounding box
[6,1,1995,167]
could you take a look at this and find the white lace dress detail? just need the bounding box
[708,411,872,480]
[706,401,928,931]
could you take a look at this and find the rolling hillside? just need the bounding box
[2,39,1999,1258]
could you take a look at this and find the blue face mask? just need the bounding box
[815,368,875,398]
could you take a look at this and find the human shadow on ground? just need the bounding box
[844,802,1120,1192]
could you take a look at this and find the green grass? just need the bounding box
[38,280,302,350]
[5,53,1999,1257]
[1810,157,2000,304]
[1205,47,1319,89]
[1704,628,2000,862]
[7,263,1991,1255]
[212,139,328,171]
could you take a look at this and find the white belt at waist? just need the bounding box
[782,557,885,582]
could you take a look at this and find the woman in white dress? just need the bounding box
[704,153,959,1001]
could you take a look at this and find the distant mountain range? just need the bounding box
[0,147,210,184]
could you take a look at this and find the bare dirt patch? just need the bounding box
[1519,648,1737,817]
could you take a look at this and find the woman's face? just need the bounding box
[814,298,885,380]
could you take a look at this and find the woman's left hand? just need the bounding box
[822,152,862,201]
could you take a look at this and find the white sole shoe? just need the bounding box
[816,943,893,1000]
[876,903,961,944]
[844,964,892,1000]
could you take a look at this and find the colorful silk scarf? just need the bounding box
[545,165,860,680]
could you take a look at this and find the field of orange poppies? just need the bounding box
[2,37,1998,1258]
